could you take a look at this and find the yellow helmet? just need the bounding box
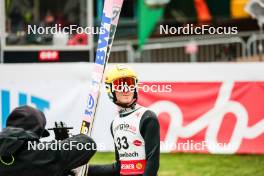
[104,64,138,106]
[105,64,138,84]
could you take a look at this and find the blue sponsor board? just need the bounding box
[1,90,50,128]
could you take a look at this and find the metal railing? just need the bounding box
[0,31,263,63]
[109,44,135,63]
[110,31,264,63]
[247,33,264,56]
[141,37,246,62]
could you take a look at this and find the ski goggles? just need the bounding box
[112,77,137,92]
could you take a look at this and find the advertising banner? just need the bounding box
[1,63,264,154]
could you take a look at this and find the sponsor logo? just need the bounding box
[95,12,111,66]
[119,151,139,158]
[81,121,90,134]
[114,123,137,133]
[84,94,95,117]
[138,82,264,154]
[133,140,143,147]
[136,162,143,170]
[120,160,146,174]
[0,90,50,128]
[121,164,135,170]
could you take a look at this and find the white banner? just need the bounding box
[1,63,264,152]
[0,63,117,151]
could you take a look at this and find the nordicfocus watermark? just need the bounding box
[27,24,105,35]
[161,140,237,152]
[27,141,105,151]
[106,82,172,93]
[160,24,238,35]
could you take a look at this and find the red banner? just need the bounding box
[138,82,264,154]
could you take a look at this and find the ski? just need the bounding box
[85,0,124,136]
[78,0,124,175]
[81,0,124,136]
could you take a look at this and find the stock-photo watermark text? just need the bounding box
[160,24,238,35]
[106,82,172,93]
[27,141,105,151]
[27,24,105,35]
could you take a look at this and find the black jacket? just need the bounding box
[0,127,96,176]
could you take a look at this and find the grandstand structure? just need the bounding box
[0,0,263,63]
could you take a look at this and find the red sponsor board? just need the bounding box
[138,82,264,154]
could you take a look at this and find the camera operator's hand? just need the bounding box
[48,122,73,140]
